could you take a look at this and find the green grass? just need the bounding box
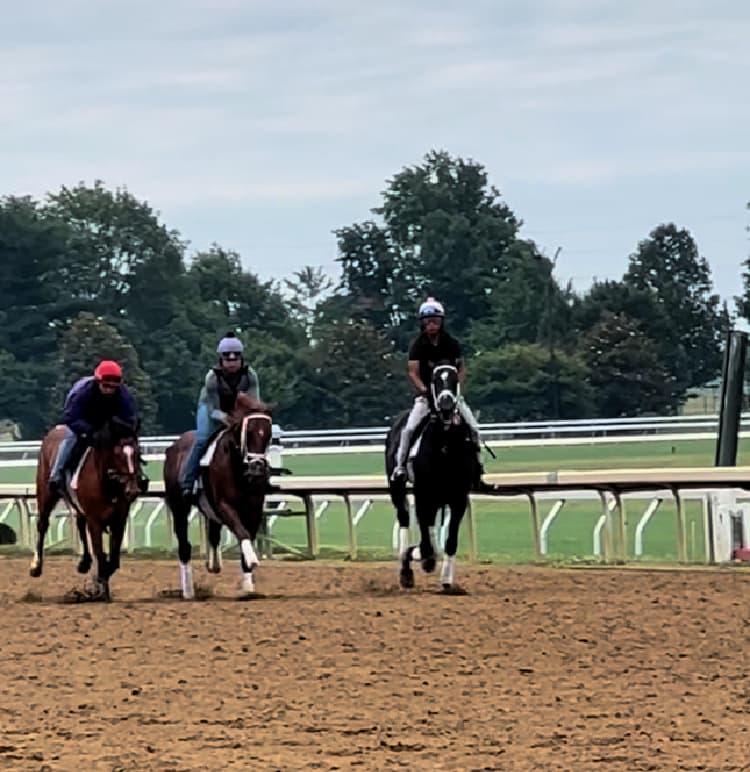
[3,436,746,486]
[0,436,732,564]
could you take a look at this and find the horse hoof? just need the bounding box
[77,559,92,574]
[29,565,42,578]
[422,556,436,573]
[399,568,415,589]
[205,563,222,575]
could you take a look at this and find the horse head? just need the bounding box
[94,417,144,503]
[430,363,460,427]
[227,393,274,482]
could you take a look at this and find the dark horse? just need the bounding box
[33,418,145,600]
[163,393,273,599]
[385,363,478,591]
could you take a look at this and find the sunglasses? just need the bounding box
[221,352,241,361]
[100,378,121,387]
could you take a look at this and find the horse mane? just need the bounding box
[229,393,272,425]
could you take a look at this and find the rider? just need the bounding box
[391,297,484,484]
[48,360,139,495]
[179,331,260,499]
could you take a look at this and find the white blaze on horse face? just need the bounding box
[123,445,135,474]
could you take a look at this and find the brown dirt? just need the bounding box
[1,557,749,771]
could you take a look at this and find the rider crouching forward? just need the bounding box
[391,298,485,484]
[48,360,139,495]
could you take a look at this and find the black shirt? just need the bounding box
[408,331,463,391]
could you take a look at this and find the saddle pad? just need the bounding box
[199,432,225,467]
[70,447,92,490]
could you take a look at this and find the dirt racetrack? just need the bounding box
[1,557,749,772]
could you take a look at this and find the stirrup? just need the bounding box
[391,467,407,482]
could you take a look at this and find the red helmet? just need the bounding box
[94,360,123,383]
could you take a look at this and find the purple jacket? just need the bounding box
[62,376,138,436]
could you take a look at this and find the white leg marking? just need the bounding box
[180,562,194,600]
[440,555,455,587]
[411,545,422,561]
[240,538,258,570]
[30,552,40,571]
[240,571,256,594]
[398,527,410,557]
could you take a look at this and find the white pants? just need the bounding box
[395,396,481,469]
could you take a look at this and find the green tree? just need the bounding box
[581,313,675,416]
[43,181,187,327]
[188,245,304,348]
[301,320,405,427]
[50,313,158,432]
[469,344,592,421]
[737,202,750,320]
[0,349,43,438]
[283,265,334,343]
[335,150,523,345]
[0,196,73,357]
[624,223,722,388]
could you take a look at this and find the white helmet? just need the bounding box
[418,297,445,319]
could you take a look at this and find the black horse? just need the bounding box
[385,363,478,590]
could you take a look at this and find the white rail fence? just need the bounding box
[2,468,749,565]
[0,414,738,464]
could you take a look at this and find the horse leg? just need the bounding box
[76,514,92,574]
[441,494,468,590]
[238,500,265,594]
[30,492,57,577]
[216,501,258,594]
[390,479,414,588]
[171,503,194,599]
[105,506,128,580]
[85,520,110,601]
[414,493,438,574]
[205,519,223,574]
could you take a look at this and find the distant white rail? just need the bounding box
[0,413,732,464]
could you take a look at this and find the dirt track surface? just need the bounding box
[1,558,749,771]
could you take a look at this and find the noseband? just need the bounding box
[238,413,273,473]
[431,365,460,424]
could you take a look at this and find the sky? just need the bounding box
[2,0,749,308]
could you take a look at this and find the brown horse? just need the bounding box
[33,418,145,600]
[163,393,274,599]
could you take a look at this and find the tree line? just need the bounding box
[0,150,738,439]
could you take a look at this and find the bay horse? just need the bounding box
[163,393,274,599]
[385,363,478,591]
[33,417,146,600]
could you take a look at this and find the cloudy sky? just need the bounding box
[2,0,748,306]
